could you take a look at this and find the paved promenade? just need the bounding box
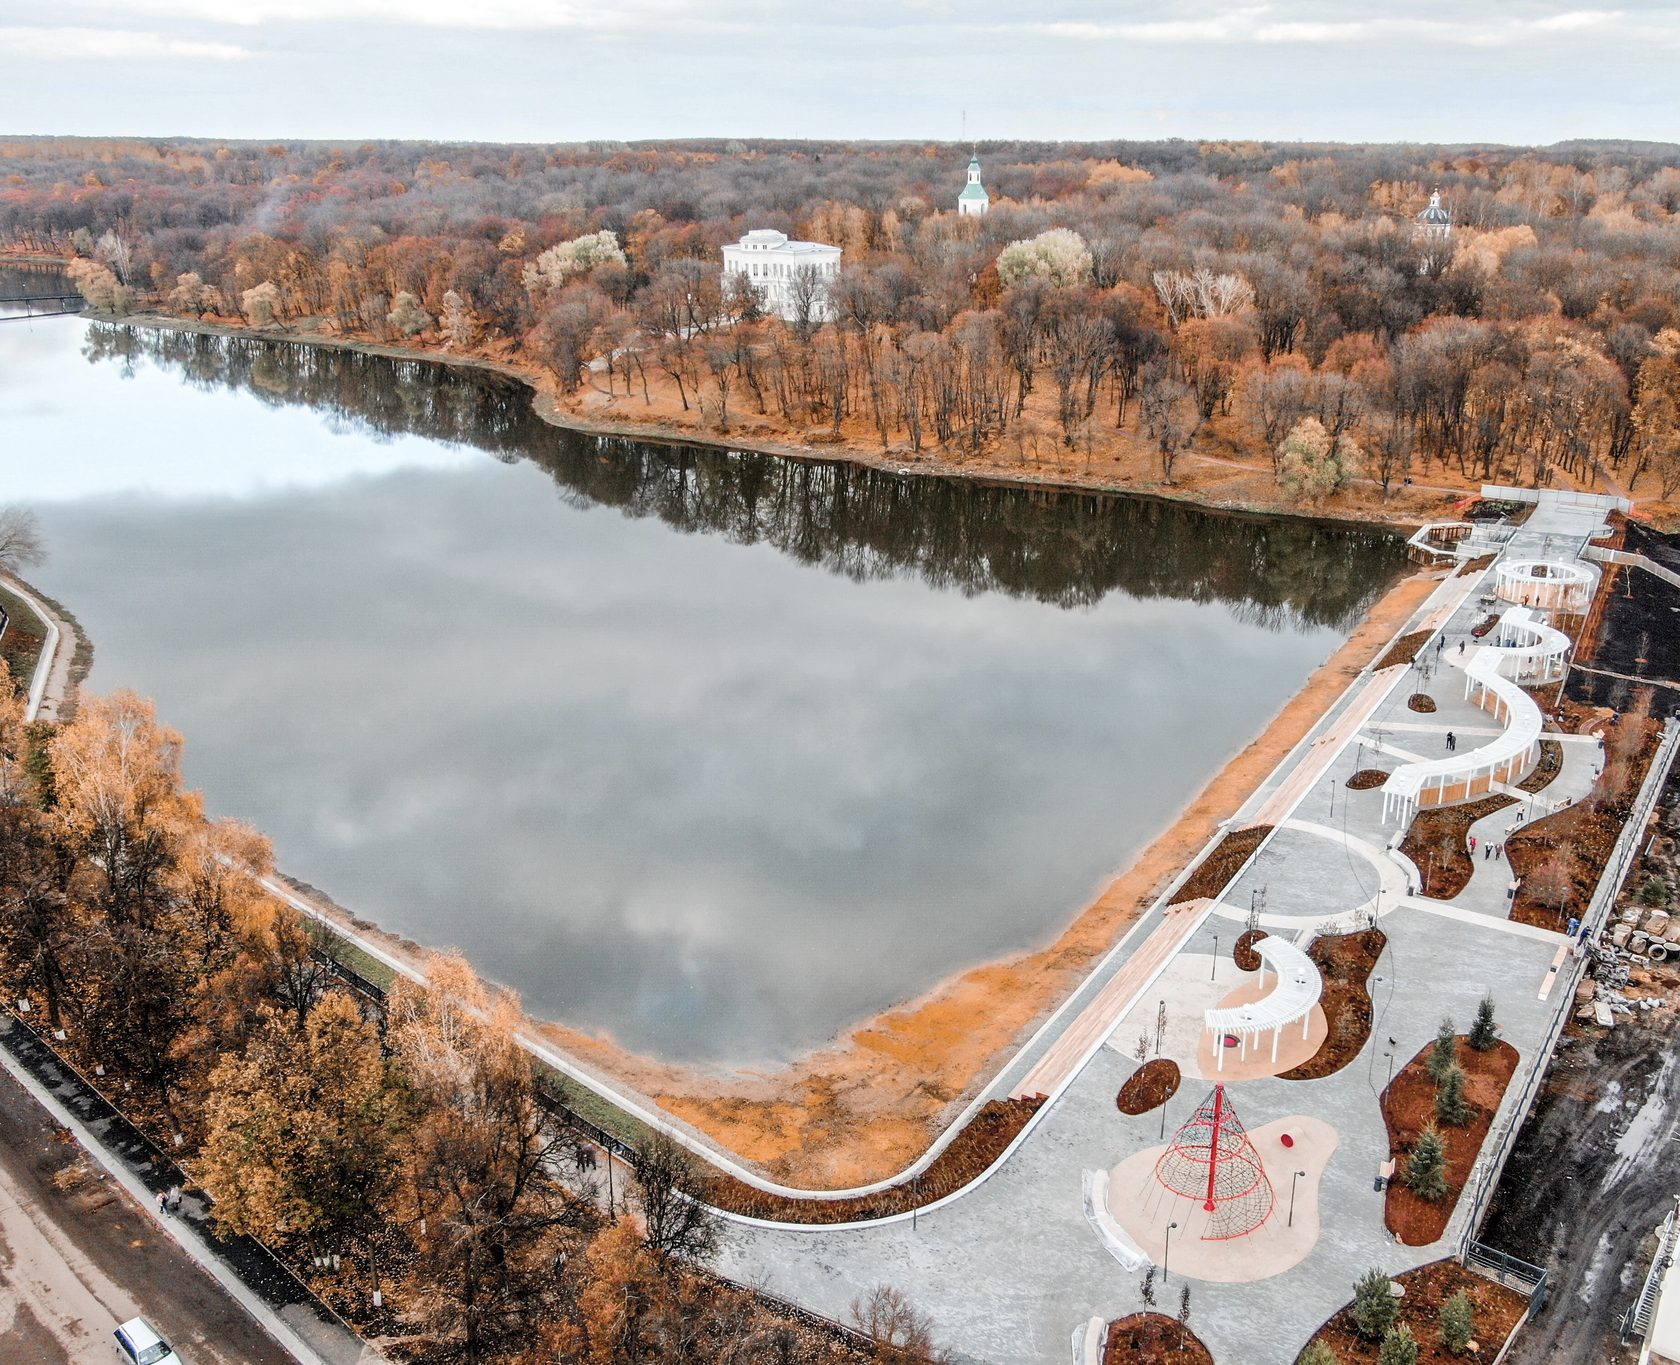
[717,499,1618,1363]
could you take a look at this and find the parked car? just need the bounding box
[114,1317,182,1365]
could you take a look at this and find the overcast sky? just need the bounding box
[2,1,1676,146]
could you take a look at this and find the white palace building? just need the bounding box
[721,229,840,321]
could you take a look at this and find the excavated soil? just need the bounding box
[1306,1258,1528,1364]
[1279,930,1387,1081]
[1382,1038,1519,1246]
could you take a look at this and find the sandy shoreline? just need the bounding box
[15,289,1446,1187]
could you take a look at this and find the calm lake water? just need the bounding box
[0,298,1403,1065]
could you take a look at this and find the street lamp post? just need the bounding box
[1163,1221,1179,1283]
[1210,937,1218,980]
[1289,1169,1307,1227]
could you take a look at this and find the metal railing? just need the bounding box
[1622,1200,1680,1346]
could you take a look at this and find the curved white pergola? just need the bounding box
[1204,935,1323,1070]
[1495,558,1594,612]
[1380,629,1544,823]
[1481,605,1572,686]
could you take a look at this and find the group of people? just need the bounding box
[1467,833,1505,860]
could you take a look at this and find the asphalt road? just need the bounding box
[0,1063,293,1365]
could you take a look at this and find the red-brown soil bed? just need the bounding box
[1306,1257,1528,1363]
[1279,929,1386,1081]
[1168,825,1271,906]
[1234,927,1267,971]
[1346,768,1390,790]
[1117,1059,1181,1115]
[693,1097,1042,1223]
[1383,1038,1520,1245]
[1407,693,1438,713]
[1399,794,1516,899]
[1509,714,1662,930]
[1104,1312,1213,1365]
[1375,630,1432,670]
[1514,738,1564,795]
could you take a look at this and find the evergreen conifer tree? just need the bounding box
[1469,995,1499,1051]
[1379,1323,1419,1365]
[1351,1269,1399,1340]
[1439,1288,1475,1355]
[1436,1063,1472,1126]
[1427,1017,1458,1083]
[1407,1126,1449,1201]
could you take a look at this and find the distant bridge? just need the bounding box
[0,292,84,320]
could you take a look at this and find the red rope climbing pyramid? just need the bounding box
[1152,1083,1274,1240]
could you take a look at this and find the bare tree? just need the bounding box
[0,507,45,574]
[630,1131,722,1265]
[850,1284,949,1363]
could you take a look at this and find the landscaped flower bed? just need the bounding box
[1305,1257,1528,1363]
[1279,929,1386,1081]
[1382,1037,1519,1245]
[1104,1312,1213,1365]
[1346,768,1390,790]
[1168,826,1272,906]
[1116,1058,1181,1115]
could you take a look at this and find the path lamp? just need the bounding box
[1289,1170,1307,1228]
[1210,937,1219,980]
[1163,1221,1179,1283]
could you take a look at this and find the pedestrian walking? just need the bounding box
[156,1190,169,1215]
[1459,640,1466,656]
[1436,636,1445,654]
[1496,843,1504,859]
[1484,843,1494,860]
[1468,834,1477,853]
[1446,730,1457,751]
[167,1186,182,1213]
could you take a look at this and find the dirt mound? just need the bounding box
[1408,693,1437,713]
[1346,768,1390,790]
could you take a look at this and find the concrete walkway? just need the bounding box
[718,506,1624,1362]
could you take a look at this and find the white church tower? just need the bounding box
[958,153,989,217]
[1415,188,1452,275]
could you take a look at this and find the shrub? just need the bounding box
[1406,1126,1449,1201]
[1351,1268,1399,1340]
[1379,1323,1419,1365]
[1439,1288,1475,1355]
[1299,1344,1339,1365]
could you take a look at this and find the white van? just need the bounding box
[114,1317,182,1365]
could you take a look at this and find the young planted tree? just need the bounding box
[1378,1322,1419,1365]
[1436,1063,1472,1127]
[1299,1344,1340,1365]
[1438,1288,1475,1355]
[1426,1018,1458,1084]
[1468,995,1499,1052]
[1406,1127,1449,1201]
[1351,1268,1399,1341]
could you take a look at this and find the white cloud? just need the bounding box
[0,26,248,59]
[71,0,706,30]
[1024,4,1653,47]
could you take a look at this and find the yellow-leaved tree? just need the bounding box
[198,993,403,1260]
